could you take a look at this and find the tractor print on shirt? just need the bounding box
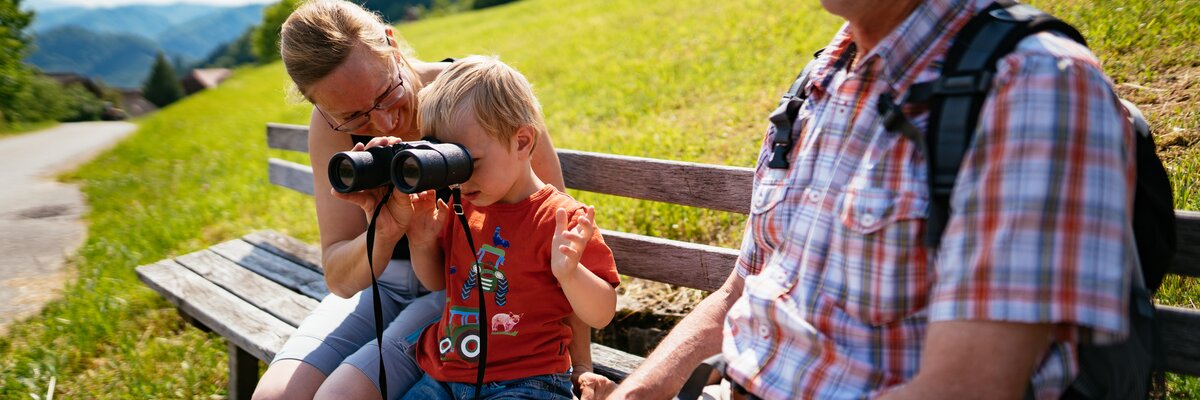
[439,306,482,362]
[460,227,513,306]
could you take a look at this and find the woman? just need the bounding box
[251,1,613,399]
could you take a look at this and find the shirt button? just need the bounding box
[860,213,877,226]
[807,191,821,203]
[758,324,770,338]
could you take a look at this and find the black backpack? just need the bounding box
[763,1,1177,398]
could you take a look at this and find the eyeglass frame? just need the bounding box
[314,65,407,133]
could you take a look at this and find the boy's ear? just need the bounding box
[513,125,536,158]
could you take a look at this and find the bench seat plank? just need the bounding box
[136,260,295,363]
[174,248,319,327]
[242,230,323,273]
[208,239,330,299]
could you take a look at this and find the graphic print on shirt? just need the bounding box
[460,227,513,306]
[490,312,522,336]
[438,305,482,362]
[459,243,511,306]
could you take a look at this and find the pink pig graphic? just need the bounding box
[491,312,522,332]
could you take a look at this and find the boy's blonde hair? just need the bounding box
[418,55,546,150]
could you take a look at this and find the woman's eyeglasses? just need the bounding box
[316,70,406,133]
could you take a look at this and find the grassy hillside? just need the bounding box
[1,0,1196,397]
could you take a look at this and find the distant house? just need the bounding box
[181,68,233,95]
[119,89,158,117]
[45,72,106,98]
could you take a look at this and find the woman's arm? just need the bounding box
[531,128,565,191]
[308,110,411,297]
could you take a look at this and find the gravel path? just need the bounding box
[0,121,136,334]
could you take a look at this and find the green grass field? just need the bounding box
[1,0,1197,397]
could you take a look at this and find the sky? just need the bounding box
[23,0,277,10]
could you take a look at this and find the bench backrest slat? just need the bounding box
[268,158,315,196]
[558,149,752,214]
[603,230,737,292]
[1175,210,1200,279]
[265,124,1200,281]
[267,123,309,152]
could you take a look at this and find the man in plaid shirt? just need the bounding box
[605,0,1138,398]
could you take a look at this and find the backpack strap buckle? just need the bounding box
[933,71,994,96]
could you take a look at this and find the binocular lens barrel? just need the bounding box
[327,140,472,194]
[391,144,473,193]
[328,146,395,193]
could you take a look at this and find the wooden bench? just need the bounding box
[137,122,1200,399]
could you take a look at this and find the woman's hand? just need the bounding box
[551,206,596,282]
[329,137,414,242]
[407,189,449,247]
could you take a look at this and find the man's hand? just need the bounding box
[575,371,617,400]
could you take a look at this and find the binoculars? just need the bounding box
[328,139,473,194]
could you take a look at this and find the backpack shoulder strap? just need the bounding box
[767,50,824,169]
[912,0,1086,248]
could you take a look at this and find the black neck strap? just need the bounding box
[451,187,487,400]
[364,187,393,397]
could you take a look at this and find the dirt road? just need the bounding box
[0,121,136,334]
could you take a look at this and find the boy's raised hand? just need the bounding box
[551,206,596,281]
[407,189,449,247]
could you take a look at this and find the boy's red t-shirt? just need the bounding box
[415,185,620,383]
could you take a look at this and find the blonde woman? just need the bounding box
[252,1,613,399]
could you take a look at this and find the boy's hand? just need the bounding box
[551,206,596,282]
[407,189,449,247]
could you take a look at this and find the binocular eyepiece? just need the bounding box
[328,139,473,194]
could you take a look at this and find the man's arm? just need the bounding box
[605,269,745,400]
[879,320,1054,400]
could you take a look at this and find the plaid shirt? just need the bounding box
[722,0,1137,398]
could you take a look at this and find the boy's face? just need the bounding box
[436,109,533,206]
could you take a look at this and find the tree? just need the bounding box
[0,0,35,123]
[252,0,301,63]
[143,52,184,108]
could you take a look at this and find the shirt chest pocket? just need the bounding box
[820,187,932,326]
[749,180,792,252]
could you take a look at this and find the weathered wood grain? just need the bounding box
[136,261,294,363]
[243,230,323,273]
[603,230,737,292]
[558,150,753,214]
[268,158,314,196]
[208,239,330,300]
[1170,210,1200,278]
[266,123,309,152]
[174,249,318,326]
[1158,304,1200,376]
[591,343,644,382]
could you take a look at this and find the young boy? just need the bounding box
[401,55,620,399]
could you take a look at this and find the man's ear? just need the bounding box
[513,125,537,158]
